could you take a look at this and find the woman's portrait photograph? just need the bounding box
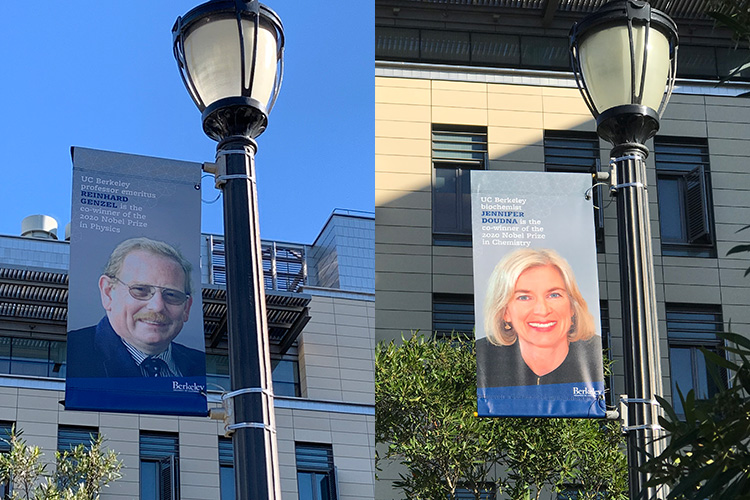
[476,248,604,389]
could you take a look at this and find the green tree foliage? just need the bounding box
[0,428,122,500]
[644,332,750,500]
[376,334,627,500]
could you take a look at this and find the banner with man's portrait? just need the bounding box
[66,147,207,416]
[471,171,606,418]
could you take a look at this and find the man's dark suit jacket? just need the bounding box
[67,316,205,378]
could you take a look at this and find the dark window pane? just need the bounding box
[655,138,714,256]
[296,443,335,500]
[272,358,301,397]
[432,126,487,240]
[669,347,693,415]
[421,30,470,62]
[298,472,315,500]
[49,341,66,378]
[657,177,684,241]
[667,305,724,415]
[433,294,475,337]
[11,338,51,377]
[376,27,420,60]
[140,460,159,500]
[140,433,178,500]
[434,168,459,233]
[716,46,750,80]
[471,33,520,66]
[0,337,10,375]
[521,36,569,68]
[678,45,718,79]
[220,466,235,500]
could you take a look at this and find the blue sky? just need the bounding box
[0,1,373,244]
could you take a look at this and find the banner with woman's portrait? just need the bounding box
[471,171,606,418]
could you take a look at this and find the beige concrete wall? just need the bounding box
[0,292,375,500]
[1,387,374,500]
[299,294,375,404]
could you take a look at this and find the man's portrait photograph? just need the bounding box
[67,237,205,379]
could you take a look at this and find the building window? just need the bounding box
[432,293,474,339]
[0,337,66,379]
[296,443,337,500]
[218,438,234,500]
[58,426,97,451]
[544,131,605,253]
[432,125,487,246]
[655,138,715,257]
[206,353,300,397]
[140,433,179,500]
[666,304,724,415]
[454,486,495,499]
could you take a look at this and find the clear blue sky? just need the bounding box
[0,1,373,244]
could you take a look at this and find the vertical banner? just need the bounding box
[472,171,605,418]
[66,147,207,416]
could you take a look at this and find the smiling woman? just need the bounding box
[477,248,602,388]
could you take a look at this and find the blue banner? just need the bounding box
[66,147,207,416]
[471,171,606,418]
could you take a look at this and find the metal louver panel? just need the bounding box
[685,165,710,243]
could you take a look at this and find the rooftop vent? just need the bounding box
[21,215,58,240]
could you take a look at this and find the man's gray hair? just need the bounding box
[103,237,193,295]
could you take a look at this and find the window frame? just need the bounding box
[655,138,716,258]
[295,443,337,500]
[218,437,234,500]
[432,125,488,246]
[139,432,179,500]
[432,293,475,340]
[666,304,725,416]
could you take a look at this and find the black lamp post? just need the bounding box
[570,1,678,498]
[173,1,284,499]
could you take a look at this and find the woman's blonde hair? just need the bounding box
[483,248,596,346]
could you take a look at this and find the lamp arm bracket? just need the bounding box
[622,423,663,432]
[223,387,275,400]
[618,395,664,434]
[611,181,647,192]
[584,182,610,202]
[204,154,256,188]
[620,396,660,405]
[216,173,256,186]
[220,387,276,437]
[226,422,277,434]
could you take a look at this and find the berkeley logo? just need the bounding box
[172,381,205,393]
[572,386,600,398]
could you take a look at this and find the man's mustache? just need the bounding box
[133,312,171,324]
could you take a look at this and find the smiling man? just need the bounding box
[67,237,205,378]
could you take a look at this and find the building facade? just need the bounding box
[0,199,375,499]
[375,0,750,498]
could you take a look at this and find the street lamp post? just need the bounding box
[570,1,678,498]
[172,1,285,499]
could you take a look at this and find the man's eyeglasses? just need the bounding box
[109,276,189,305]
